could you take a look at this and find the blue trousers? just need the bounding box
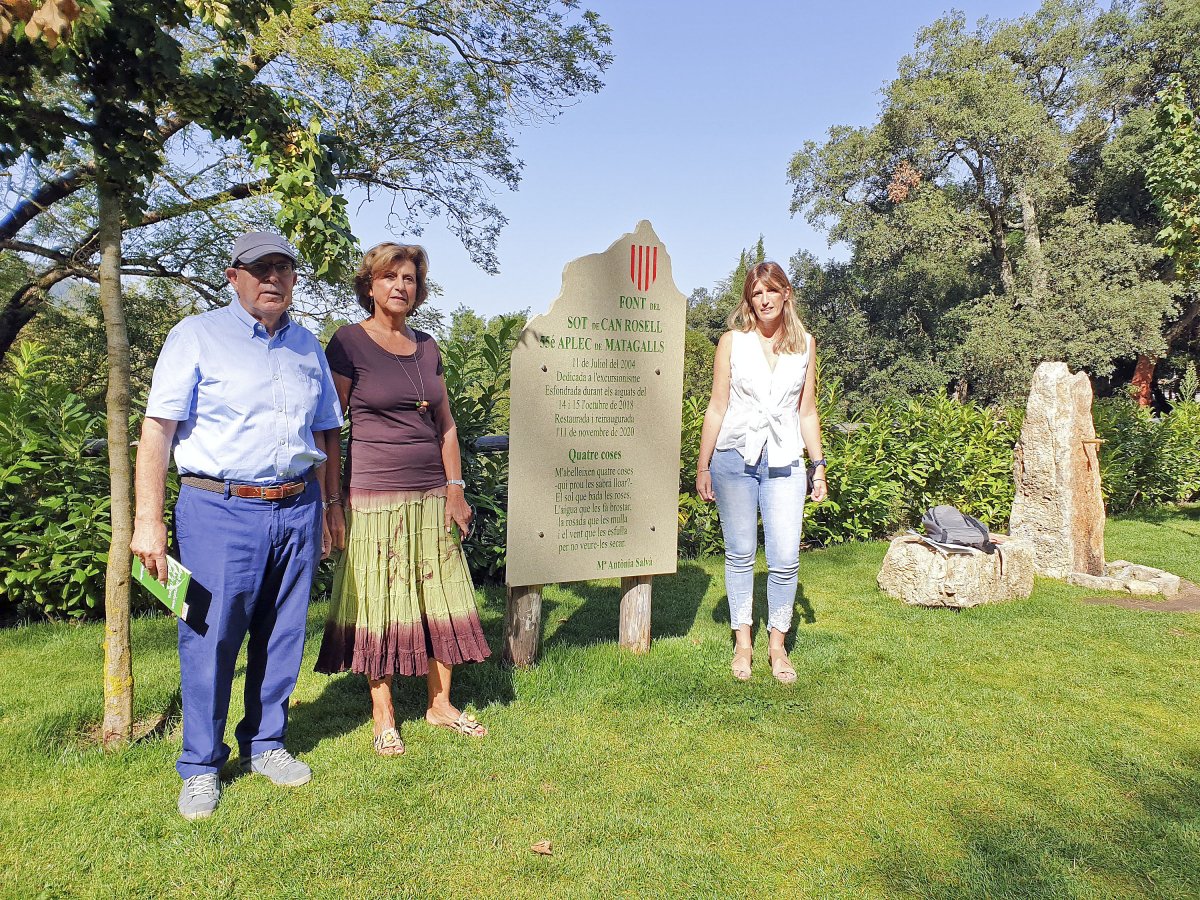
[710,447,806,633]
[174,479,322,779]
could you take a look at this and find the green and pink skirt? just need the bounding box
[315,487,490,679]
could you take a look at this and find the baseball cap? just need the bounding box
[230,232,299,266]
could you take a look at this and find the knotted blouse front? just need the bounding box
[714,329,811,468]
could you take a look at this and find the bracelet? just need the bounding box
[322,496,341,510]
[697,469,709,474]
[446,479,466,489]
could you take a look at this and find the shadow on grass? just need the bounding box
[541,562,710,650]
[871,749,1200,897]
[1112,503,1200,525]
[289,596,517,756]
[709,580,818,650]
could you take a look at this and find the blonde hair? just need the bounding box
[354,243,429,314]
[727,261,807,354]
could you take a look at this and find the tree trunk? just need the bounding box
[0,293,39,361]
[1131,354,1156,407]
[0,271,68,361]
[952,376,969,403]
[1165,292,1200,348]
[98,180,134,747]
[987,205,1015,295]
[1017,187,1047,302]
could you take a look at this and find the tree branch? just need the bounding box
[0,239,73,263]
[0,115,195,245]
[0,163,95,244]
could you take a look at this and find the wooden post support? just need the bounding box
[618,575,652,654]
[503,584,543,668]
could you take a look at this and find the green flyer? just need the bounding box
[132,556,192,619]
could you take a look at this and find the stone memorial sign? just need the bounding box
[506,220,685,587]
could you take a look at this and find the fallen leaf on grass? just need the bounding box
[530,840,553,855]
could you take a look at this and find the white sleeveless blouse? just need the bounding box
[715,329,811,467]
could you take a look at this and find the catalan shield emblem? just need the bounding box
[629,244,657,292]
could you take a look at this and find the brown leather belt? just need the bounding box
[181,473,309,500]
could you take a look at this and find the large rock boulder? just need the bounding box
[878,535,1035,608]
[1009,361,1106,578]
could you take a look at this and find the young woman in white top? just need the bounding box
[695,262,827,683]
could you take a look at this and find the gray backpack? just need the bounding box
[921,505,993,551]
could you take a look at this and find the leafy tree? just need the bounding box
[1,1,613,358]
[956,204,1176,400]
[442,304,529,346]
[1146,74,1200,333]
[791,2,1129,297]
[787,0,1195,404]
[682,327,715,406]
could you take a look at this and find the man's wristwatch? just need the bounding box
[810,458,827,468]
[446,479,466,489]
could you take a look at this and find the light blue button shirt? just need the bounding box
[145,300,343,484]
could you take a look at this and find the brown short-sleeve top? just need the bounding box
[324,323,447,491]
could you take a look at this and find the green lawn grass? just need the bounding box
[2,509,1199,899]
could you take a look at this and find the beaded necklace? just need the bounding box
[391,349,429,415]
[369,323,429,415]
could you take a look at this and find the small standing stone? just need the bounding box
[1066,562,1182,599]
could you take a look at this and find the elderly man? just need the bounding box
[131,232,343,820]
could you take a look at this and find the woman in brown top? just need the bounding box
[316,243,490,755]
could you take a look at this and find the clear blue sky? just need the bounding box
[350,0,1044,319]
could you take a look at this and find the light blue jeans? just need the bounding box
[710,447,805,633]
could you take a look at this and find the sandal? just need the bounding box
[428,711,488,738]
[769,651,797,685]
[731,646,753,681]
[372,726,405,757]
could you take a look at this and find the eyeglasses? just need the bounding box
[236,261,296,279]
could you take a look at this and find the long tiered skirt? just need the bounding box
[315,488,490,679]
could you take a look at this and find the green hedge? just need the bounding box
[1095,393,1200,511]
[440,319,520,583]
[5,333,1198,618]
[677,387,1020,555]
[675,383,1200,557]
[0,344,113,619]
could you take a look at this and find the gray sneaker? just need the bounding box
[178,773,221,820]
[240,747,312,786]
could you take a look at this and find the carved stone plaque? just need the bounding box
[505,221,686,586]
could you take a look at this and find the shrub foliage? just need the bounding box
[4,330,1198,616]
[1095,375,1200,511]
[0,344,113,619]
[675,371,1199,556]
[441,318,520,583]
